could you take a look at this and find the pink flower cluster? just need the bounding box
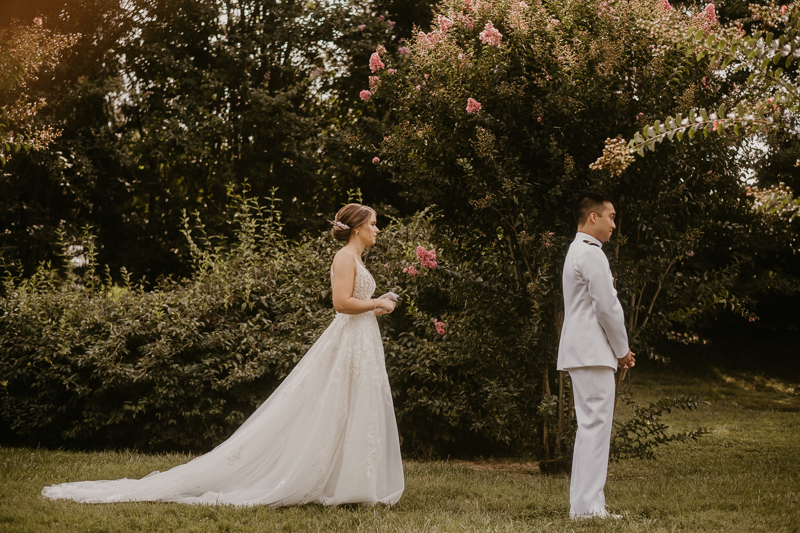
[33,17,43,26]
[433,318,446,335]
[372,157,380,164]
[418,31,442,50]
[508,10,527,32]
[403,265,420,276]
[360,90,371,101]
[438,15,454,32]
[696,3,717,30]
[479,21,503,46]
[781,5,788,15]
[398,46,411,55]
[659,0,673,13]
[466,97,482,113]
[369,75,380,91]
[369,52,385,72]
[416,246,438,268]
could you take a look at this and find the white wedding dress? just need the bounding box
[42,259,404,507]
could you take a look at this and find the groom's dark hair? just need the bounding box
[573,190,614,226]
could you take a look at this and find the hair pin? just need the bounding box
[334,221,350,230]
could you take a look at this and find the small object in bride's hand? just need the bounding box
[377,292,399,302]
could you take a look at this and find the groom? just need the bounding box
[557,191,635,519]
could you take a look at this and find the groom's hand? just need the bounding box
[618,350,635,370]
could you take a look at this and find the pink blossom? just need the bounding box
[464,0,475,11]
[387,68,395,74]
[376,45,387,55]
[696,3,717,29]
[358,24,367,31]
[369,53,385,72]
[372,157,380,164]
[549,18,560,25]
[359,90,372,101]
[509,11,528,31]
[416,246,438,269]
[686,251,695,257]
[424,73,430,79]
[434,318,446,335]
[369,75,380,92]
[659,0,673,12]
[403,265,420,276]
[398,46,411,55]
[781,5,787,15]
[479,21,503,46]
[712,121,718,131]
[379,15,385,21]
[466,97,482,113]
[33,17,42,26]
[438,15,454,32]
[460,13,476,29]
[415,85,421,91]
[537,116,542,122]
[548,232,554,236]
[387,20,396,28]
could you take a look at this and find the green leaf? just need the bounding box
[734,124,741,135]
[676,129,683,141]
[634,131,645,144]
[717,104,726,118]
[699,108,709,121]
[737,102,745,117]
[637,145,645,157]
[688,125,697,139]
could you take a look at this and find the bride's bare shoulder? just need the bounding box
[332,247,356,271]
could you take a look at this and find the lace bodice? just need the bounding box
[330,254,376,301]
[352,262,376,300]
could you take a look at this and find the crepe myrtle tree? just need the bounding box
[592,1,800,216]
[361,0,751,467]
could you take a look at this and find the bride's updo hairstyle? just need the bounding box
[331,203,375,243]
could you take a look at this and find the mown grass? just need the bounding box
[1,340,799,532]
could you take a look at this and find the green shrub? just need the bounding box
[0,191,540,455]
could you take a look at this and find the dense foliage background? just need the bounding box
[1,0,798,466]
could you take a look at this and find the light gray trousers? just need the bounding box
[567,366,616,517]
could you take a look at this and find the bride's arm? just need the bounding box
[332,252,394,315]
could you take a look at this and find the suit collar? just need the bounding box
[575,232,602,248]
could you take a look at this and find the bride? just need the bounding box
[42,203,404,507]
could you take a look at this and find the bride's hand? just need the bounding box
[374,298,395,316]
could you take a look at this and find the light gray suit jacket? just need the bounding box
[557,232,629,371]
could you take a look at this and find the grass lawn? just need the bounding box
[1,340,799,532]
